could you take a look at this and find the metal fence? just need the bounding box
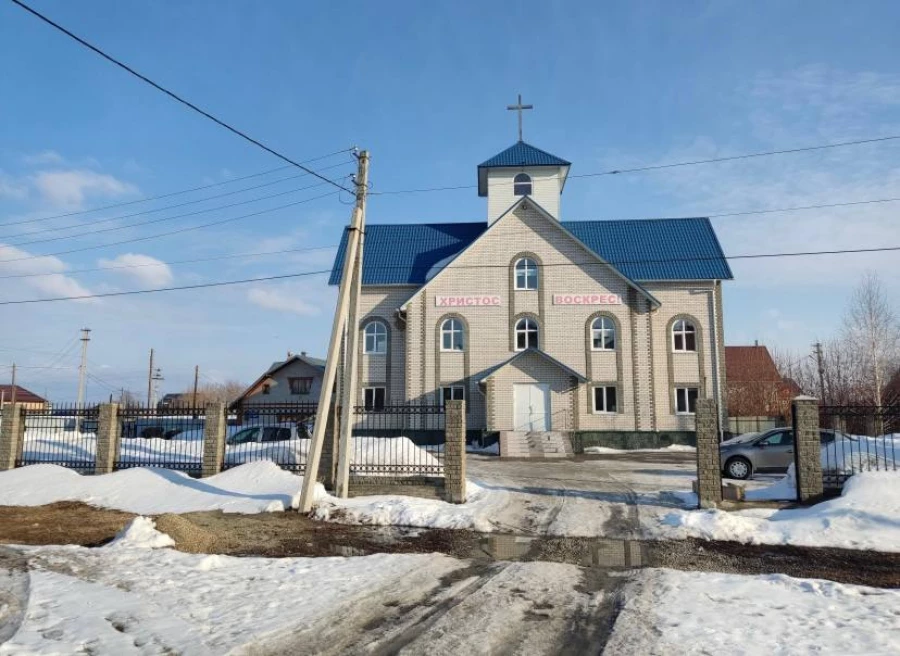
[819,405,899,489]
[350,402,445,478]
[725,415,786,437]
[116,405,206,472]
[223,402,317,473]
[17,404,98,471]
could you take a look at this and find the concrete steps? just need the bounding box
[499,431,573,459]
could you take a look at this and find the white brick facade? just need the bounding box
[349,145,728,436]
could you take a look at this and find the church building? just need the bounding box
[331,115,732,443]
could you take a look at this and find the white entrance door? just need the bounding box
[513,383,550,432]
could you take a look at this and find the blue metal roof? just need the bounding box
[477,142,571,196]
[478,141,571,169]
[329,217,733,286]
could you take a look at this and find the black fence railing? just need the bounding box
[17,404,98,470]
[350,403,445,477]
[223,402,317,473]
[116,405,206,472]
[819,405,899,489]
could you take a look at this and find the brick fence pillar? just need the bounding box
[201,402,227,478]
[444,399,467,503]
[0,403,26,471]
[94,403,120,475]
[695,398,722,509]
[792,396,823,503]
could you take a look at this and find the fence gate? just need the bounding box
[819,405,899,491]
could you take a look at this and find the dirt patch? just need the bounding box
[0,503,134,547]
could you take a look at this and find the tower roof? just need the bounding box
[477,141,571,196]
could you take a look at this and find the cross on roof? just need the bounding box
[506,94,533,142]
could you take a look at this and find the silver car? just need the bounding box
[720,428,848,480]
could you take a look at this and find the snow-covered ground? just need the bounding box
[584,444,696,455]
[606,568,900,655]
[646,471,900,552]
[0,518,601,655]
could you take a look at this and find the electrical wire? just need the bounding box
[0,159,354,240]
[1,243,899,306]
[0,148,354,229]
[8,0,355,194]
[0,190,340,264]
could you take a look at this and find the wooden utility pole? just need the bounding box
[192,365,200,406]
[298,150,369,513]
[813,341,826,402]
[335,151,370,497]
[147,348,154,407]
[75,328,91,432]
[10,362,17,404]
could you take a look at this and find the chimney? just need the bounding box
[301,351,307,357]
[287,350,294,358]
[754,340,759,347]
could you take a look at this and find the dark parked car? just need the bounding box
[720,428,852,480]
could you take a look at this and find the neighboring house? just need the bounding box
[232,352,326,407]
[157,393,188,409]
[0,385,49,411]
[330,137,732,439]
[725,345,797,419]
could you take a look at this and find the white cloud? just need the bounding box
[97,253,174,287]
[246,284,325,316]
[31,169,138,209]
[0,243,95,301]
[22,150,66,166]
[0,171,28,201]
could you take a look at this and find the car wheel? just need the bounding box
[725,457,752,480]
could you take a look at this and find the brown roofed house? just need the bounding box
[724,345,798,420]
[0,385,49,411]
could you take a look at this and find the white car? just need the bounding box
[226,424,306,446]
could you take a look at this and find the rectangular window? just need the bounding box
[363,387,386,411]
[593,386,618,413]
[675,387,699,414]
[262,384,271,395]
[288,377,314,395]
[441,386,465,405]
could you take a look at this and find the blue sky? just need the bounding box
[1,0,899,400]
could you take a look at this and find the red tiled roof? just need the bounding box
[0,385,47,404]
[724,346,782,384]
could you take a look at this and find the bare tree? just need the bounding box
[181,380,246,406]
[842,272,900,406]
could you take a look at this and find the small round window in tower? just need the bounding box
[513,173,532,196]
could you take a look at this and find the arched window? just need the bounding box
[440,318,464,352]
[515,318,539,351]
[363,320,388,354]
[672,319,697,352]
[591,316,616,351]
[513,173,532,196]
[514,257,538,290]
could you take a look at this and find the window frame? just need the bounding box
[675,387,699,415]
[513,173,532,196]
[672,319,697,353]
[440,385,466,406]
[262,383,271,395]
[592,385,618,414]
[288,376,314,395]
[363,386,386,411]
[514,317,539,351]
[514,257,539,291]
[591,316,617,351]
[440,318,465,352]
[363,320,388,355]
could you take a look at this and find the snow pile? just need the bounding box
[584,444,695,455]
[0,461,302,514]
[312,481,505,532]
[107,517,175,549]
[351,436,443,474]
[606,568,900,655]
[20,430,97,466]
[650,470,900,552]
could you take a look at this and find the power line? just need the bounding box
[0,190,340,264]
[4,179,336,248]
[2,243,899,306]
[9,0,355,195]
[0,159,353,240]
[0,148,354,229]
[371,134,900,196]
[0,244,339,280]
